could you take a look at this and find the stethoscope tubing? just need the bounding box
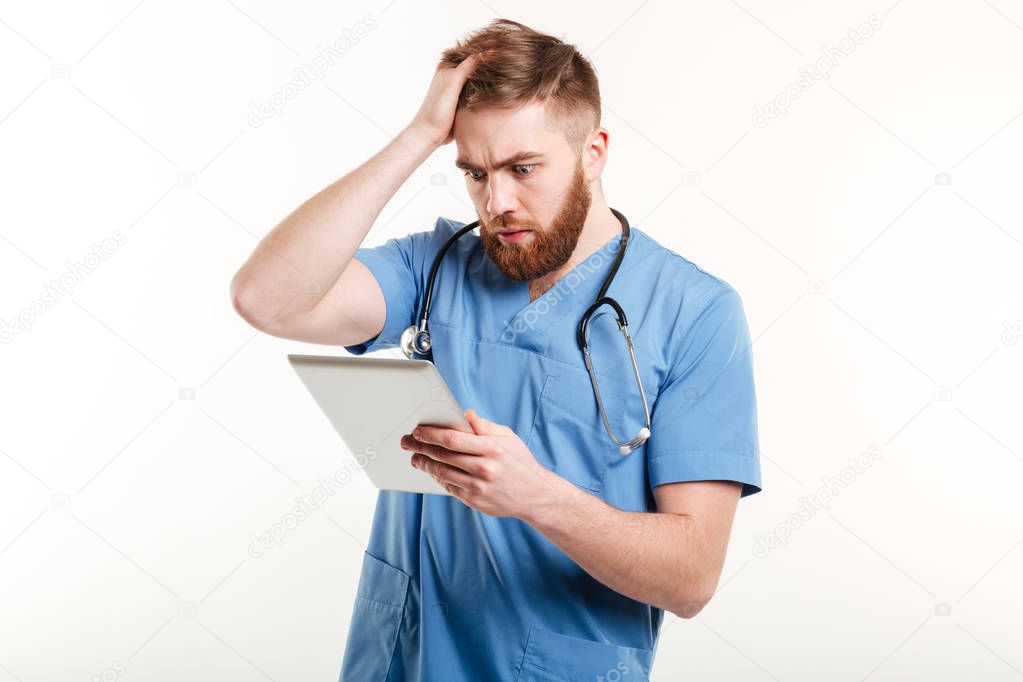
[401,208,652,453]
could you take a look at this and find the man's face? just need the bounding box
[453,102,592,281]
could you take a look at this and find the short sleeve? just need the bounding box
[342,227,435,356]
[646,284,762,498]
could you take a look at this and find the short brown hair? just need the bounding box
[439,19,601,147]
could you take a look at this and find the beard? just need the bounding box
[479,164,592,281]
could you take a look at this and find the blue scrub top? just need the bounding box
[339,215,762,681]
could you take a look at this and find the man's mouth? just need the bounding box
[497,229,532,244]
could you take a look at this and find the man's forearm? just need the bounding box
[230,125,438,327]
[521,470,715,618]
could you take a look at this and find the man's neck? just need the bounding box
[528,201,621,302]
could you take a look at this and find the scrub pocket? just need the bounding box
[515,626,653,681]
[339,551,410,682]
[526,372,635,494]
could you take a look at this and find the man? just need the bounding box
[231,18,762,682]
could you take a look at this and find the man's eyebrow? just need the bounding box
[454,151,544,171]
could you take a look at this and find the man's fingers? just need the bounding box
[459,51,485,69]
[424,448,492,479]
[411,454,474,489]
[401,436,490,476]
[412,425,489,455]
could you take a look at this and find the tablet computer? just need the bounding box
[287,354,471,495]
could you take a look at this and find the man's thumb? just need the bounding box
[465,408,500,435]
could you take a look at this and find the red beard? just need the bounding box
[479,164,591,281]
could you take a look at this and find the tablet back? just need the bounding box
[288,354,471,495]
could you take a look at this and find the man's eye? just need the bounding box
[513,164,535,177]
[465,169,485,182]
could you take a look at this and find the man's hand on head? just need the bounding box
[407,53,485,147]
[400,408,564,518]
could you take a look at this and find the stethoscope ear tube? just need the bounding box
[579,300,652,456]
[577,296,628,351]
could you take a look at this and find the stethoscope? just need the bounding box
[400,207,651,455]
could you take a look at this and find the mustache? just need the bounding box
[485,216,536,231]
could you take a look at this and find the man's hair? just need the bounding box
[439,19,601,148]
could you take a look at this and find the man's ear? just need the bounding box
[582,126,609,182]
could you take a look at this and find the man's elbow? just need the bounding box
[668,590,714,619]
[230,274,269,331]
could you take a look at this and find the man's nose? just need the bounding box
[485,175,517,217]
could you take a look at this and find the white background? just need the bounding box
[2,1,1022,680]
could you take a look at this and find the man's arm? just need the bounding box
[403,409,744,619]
[523,473,742,619]
[229,55,483,346]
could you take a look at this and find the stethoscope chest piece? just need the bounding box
[400,324,431,359]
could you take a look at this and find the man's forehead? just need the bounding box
[454,103,567,167]
[457,100,549,132]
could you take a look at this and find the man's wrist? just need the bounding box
[518,468,589,531]
[396,125,441,160]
